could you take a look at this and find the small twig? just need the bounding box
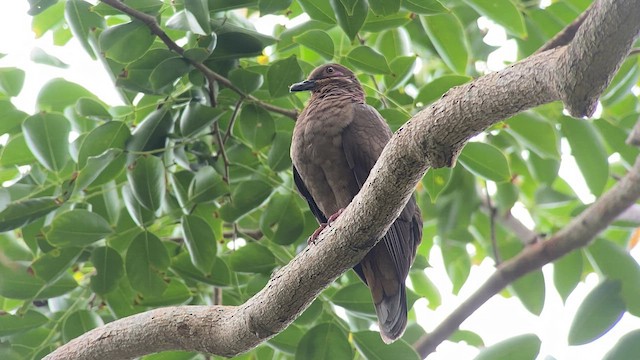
[626,114,640,146]
[369,75,388,108]
[213,288,223,305]
[484,183,501,264]
[213,121,230,183]
[629,48,640,57]
[223,229,263,240]
[99,0,298,120]
[223,98,243,145]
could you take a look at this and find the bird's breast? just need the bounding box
[291,103,359,215]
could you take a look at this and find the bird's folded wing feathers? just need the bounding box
[341,104,416,280]
[293,166,327,224]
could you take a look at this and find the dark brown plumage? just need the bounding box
[289,64,423,343]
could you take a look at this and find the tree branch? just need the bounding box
[98,0,298,120]
[45,0,640,358]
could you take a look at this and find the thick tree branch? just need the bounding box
[98,0,298,120]
[46,0,640,359]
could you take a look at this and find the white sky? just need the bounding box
[1,2,639,360]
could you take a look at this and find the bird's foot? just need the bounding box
[307,208,345,245]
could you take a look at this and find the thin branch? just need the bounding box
[484,183,501,264]
[223,98,243,145]
[213,121,229,183]
[629,48,640,56]
[98,0,298,120]
[414,154,640,357]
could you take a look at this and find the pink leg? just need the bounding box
[307,208,345,245]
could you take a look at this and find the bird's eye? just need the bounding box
[326,67,334,74]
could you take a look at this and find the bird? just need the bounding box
[289,63,423,343]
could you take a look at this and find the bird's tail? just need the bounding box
[375,284,408,344]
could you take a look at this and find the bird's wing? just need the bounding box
[342,104,418,278]
[293,165,327,224]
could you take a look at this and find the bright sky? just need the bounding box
[1,2,639,360]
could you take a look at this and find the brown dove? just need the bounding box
[289,63,423,343]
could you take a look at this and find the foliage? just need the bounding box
[0,0,639,359]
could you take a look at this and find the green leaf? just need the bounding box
[75,98,111,120]
[36,78,97,112]
[125,231,170,297]
[330,0,367,40]
[401,0,447,14]
[267,131,292,172]
[268,324,305,354]
[450,330,484,347]
[415,75,471,106]
[64,0,104,59]
[0,311,48,337]
[376,28,411,60]
[188,165,229,204]
[122,183,156,227]
[0,134,37,167]
[560,117,608,196]
[0,197,61,232]
[603,329,640,360]
[384,55,416,90]
[464,0,526,38]
[528,151,559,185]
[422,167,452,202]
[298,0,336,23]
[228,68,264,94]
[441,242,471,294]
[22,113,71,172]
[99,21,156,63]
[587,239,640,316]
[331,282,375,316]
[149,57,191,90]
[568,279,625,345]
[91,246,124,295]
[0,259,76,300]
[259,0,293,15]
[127,155,166,212]
[294,30,335,60]
[362,12,412,32]
[228,242,276,273]
[506,113,560,159]
[126,108,175,155]
[30,47,69,68]
[180,102,224,138]
[346,46,392,74]
[31,247,82,283]
[208,18,276,60]
[422,13,468,74]
[181,215,217,274]
[368,0,401,16]
[458,142,511,182]
[171,253,231,286]
[474,334,540,360]
[353,331,419,360]
[62,310,104,343]
[219,180,273,222]
[509,269,545,315]
[237,104,276,149]
[267,55,303,98]
[409,270,441,309]
[75,149,123,193]
[295,323,353,360]
[78,121,130,186]
[46,210,113,247]
[185,0,211,33]
[0,68,25,97]
[0,100,28,135]
[260,192,305,245]
[553,250,583,303]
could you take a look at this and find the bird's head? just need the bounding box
[290,64,360,93]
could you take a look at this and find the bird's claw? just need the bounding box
[307,208,345,245]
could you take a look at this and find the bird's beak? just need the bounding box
[290,80,316,92]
